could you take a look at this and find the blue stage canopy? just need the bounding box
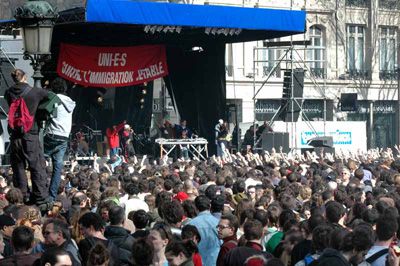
[86,0,306,33]
[1,1,306,44]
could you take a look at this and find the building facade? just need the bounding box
[220,0,400,149]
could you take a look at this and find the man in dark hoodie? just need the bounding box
[43,77,75,201]
[5,69,50,207]
[104,206,134,265]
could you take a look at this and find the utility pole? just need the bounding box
[397,68,400,145]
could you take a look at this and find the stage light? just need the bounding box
[204,27,242,36]
[191,46,203,52]
[144,25,182,34]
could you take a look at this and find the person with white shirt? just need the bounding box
[124,182,149,219]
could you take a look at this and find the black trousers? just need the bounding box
[10,133,49,203]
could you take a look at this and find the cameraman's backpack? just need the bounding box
[37,91,61,128]
[8,86,34,134]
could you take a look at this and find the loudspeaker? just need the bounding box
[292,69,304,98]
[279,69,304,122]
[261,132,290,153]
[307,136,333,147]
[340,93,357,111]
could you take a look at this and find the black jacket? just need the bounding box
[316,248,351,266]
[5,82,48,135]
[223,241,272,266]
[78,236,120,266]
[104,226,135,266]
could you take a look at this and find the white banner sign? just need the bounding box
[272,121,367,152]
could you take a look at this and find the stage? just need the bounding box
[0,0,306,158]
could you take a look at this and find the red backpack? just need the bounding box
[8,87,34,134]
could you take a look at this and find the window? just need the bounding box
[379,0,400,10]
[346,0,368,7]
[379,27,397,80]
[261,39,280,77]
[347,25,366,77]
[307,26,325,78]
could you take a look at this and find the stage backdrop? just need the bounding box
[165,44,227,156]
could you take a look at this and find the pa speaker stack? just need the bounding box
[261,132,290,153]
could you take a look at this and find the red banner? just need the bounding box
[57,43,169,87]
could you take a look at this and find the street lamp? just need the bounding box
[14,0,58,88]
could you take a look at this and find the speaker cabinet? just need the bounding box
[261,132,290,153]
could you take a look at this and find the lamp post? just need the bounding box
[14,0,57,88]
[398,68,400,146]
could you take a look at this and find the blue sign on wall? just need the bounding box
[301,130,352,145]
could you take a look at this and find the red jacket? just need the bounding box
[106,122,125,149]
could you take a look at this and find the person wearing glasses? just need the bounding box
[223,219,272,266]
[216,214,239,266]
[247,186,257,203]
[340,168,351,187]
[41,219,81,266]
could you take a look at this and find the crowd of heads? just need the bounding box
[0,147,400,265]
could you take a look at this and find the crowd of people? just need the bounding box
[0,143,399,265]
[3,68,400,266]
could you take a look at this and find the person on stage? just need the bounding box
[121,124,135,160]
[256,120,273,139]
[215,119,228,158]
[160,120,175,139]
[106,120,126,157]
[175,119,192,139]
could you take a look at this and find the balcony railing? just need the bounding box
[346,70,370,79]
[263,66,280,78]
[346,0,368,7]
[380,70,399,80]
[310,68,326,79]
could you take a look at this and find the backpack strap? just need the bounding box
[365,248,389,264]
[304,254,315,266]
[19,85,32,98]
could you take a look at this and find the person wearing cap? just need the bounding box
[0,214,16,257]
[120,123,135,160]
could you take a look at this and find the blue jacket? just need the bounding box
[189,210,221,266]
